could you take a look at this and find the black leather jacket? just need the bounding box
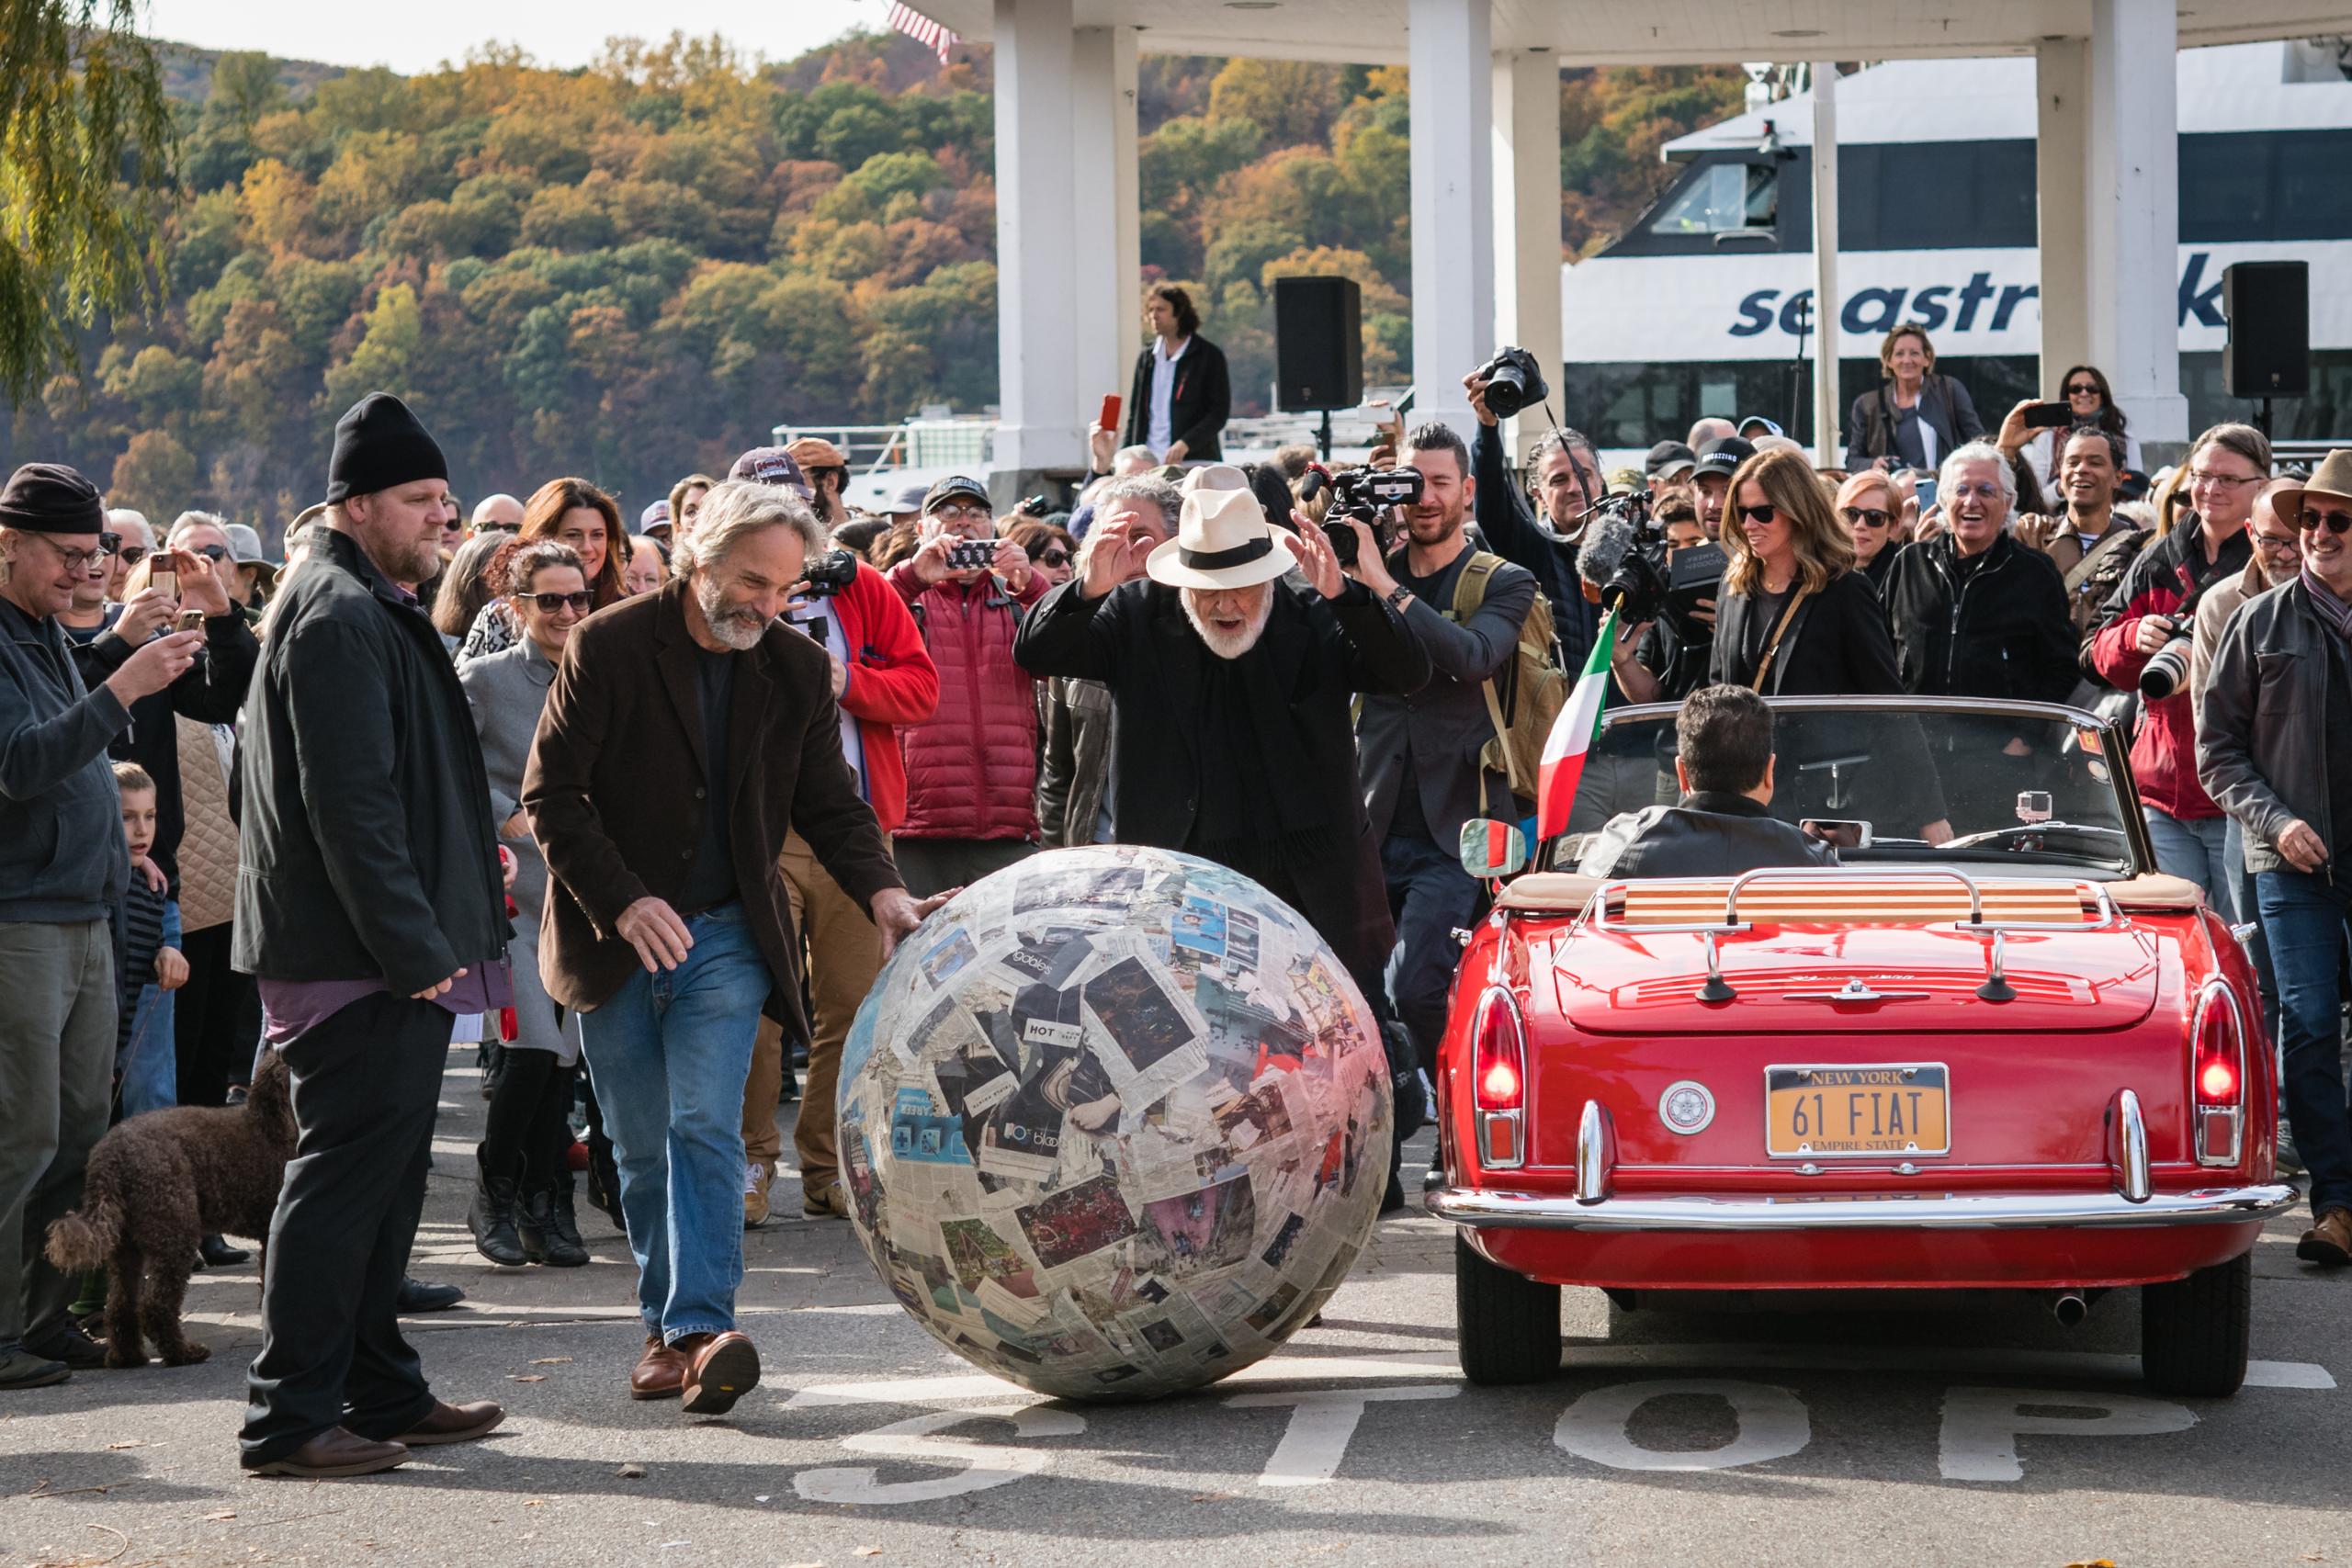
[1575,790,1838,879]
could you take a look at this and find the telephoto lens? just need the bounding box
[2138,631,2196,701]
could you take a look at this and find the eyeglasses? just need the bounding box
[932,503,991,525]
[2064,383,2101,397]
[29,535,113,573]
[115,544,146,566]
[1840,506,1892,529]
[527,591,594,614]
[183,543,231,562]
[2189,469,2264,489]
[2253,531,2302,554]
[1038,549,1071,568]
[1735,504,1778,525]
[1946,481,2006,502]
[2301,507,2352,536]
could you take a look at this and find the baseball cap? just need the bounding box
[1736,414,1784,439]
[922,475,992,515]
[639,499,672,535]
[1691,435,1757,479]
[888,481,930,515]
[786,436,850,472]
[727,446,813,499]
[1644,440,1696,480]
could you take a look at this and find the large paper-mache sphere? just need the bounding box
[838,845,1394,1399]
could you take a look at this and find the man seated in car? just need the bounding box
[1577,685,1839,878]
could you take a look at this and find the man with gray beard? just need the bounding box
[1015,484,1430,1020]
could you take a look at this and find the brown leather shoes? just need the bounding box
[2298,1206,2352,1267]
[802,1179,849,1221]
[676,1330,760,1415]
[248,1427,409,1478]
[630,1334,687,1401]
[393,1399,506,1447]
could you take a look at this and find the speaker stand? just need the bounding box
[2255,397,2273,441]
[1318,408,1334,462]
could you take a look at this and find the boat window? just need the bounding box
[1648,160,1780,237]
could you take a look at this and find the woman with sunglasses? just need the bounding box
[1004,519,1078,588]
[456,540,594,1270]
[1998,363,2143,499]
[1834,469,1903,597]
[458,478,626,663]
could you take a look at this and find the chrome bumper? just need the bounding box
[1427,1183,2300,1232]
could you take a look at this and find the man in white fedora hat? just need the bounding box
[1016,486,1430,1017]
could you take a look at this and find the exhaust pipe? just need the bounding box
[2050,1291,2088,1328]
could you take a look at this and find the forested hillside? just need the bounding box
[13,28,1739,534]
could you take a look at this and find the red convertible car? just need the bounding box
[1430,697,2296,1396]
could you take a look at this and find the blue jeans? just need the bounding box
[2255,869,2352,1217]
[2145,805,2230,902]
[2222,816,2283,1078]
[1382,831,1483,1076]
[577,903,771,1344]
[119,898,181,1118]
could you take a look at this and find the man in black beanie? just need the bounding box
[235,393,512,1477]
[0,464,200,1388]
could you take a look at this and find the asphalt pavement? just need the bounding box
[5,1043,2350,1568]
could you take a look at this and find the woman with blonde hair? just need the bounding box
[1710,446,1901,696]
[1843,322,1985,474]
[1834,468,1903,596]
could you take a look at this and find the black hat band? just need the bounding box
[1179,536,1272,571]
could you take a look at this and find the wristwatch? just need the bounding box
[1384,583,1414,612]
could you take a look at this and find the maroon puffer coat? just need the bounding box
[888,562,1045,840]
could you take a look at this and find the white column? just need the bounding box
[1808,62,1840,464]
[991,0,1084,477]
[1409,0,1494,438]
[2036,38,2090,394]
[2086,0,2188,443]
[1071,26,1140,433]
[1491,46,1560,455]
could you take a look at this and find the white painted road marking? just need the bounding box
[1555,1379,1811,1472]
[1221,1384,1462,1485]
[792,1404,1088,1505]
[1937,1387,2197,1482]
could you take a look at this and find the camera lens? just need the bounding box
[1485,364,1528,419]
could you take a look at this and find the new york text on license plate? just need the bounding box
[1765,1064,1950,1157]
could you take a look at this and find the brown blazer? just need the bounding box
[521,577,902,1030]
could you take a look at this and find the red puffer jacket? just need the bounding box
[829,562,939,834]
[2086,517,2252,821]
[888,561,1046,840]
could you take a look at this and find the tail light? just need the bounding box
[1470,987,1526,1168]
[2190,981,2245,1167]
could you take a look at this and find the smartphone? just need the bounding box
[1099,393,1121,433]
[2023,400,2071,430]
[175,608,205,634]
[947,539,997,571]
[149,550,180,603]
[1913,475,1939,513]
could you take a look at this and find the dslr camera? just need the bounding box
[2137,615,2195,701]
[1474,345,1550,419]
[1298,463,1421,568]
[1575,490,1725,641]
[801,548,859,598]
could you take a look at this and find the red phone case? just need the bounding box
[1100,394,1121,432]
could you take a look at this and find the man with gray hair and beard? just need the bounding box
[1015,481,1430,1030]
[525,479,945,1417]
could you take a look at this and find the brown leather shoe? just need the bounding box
[393,1399,505,1447]
[802,1179,849,1220]
[248,1427,409,1478]
[676,1330,760,1416]
[630,1335,686,1401]
[2298,1206,2352,1267]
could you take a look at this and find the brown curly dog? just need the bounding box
[45,1049,295,1369]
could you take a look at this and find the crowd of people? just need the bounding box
[4,289,2350,1472]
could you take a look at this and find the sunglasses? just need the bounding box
[1038,549,1071,568]
[1735,503,1779,525]
[528,591,594,614]
[181,543,232,562]
[2064,383,2101,396]
[2301,507,2352,536]
[1840,506,1892,529]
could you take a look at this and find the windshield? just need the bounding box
[1557,700,2143,875]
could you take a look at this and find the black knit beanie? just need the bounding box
[326,392,447,503]
[0,463,105,535]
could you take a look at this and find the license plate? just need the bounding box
[1765,1064,1950,1157]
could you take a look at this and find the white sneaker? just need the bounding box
[742,1160,772,1228]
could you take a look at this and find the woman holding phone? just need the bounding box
[1996,362,2144,496]
[457,540,592,1269]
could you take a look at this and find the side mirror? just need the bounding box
[1459,818,1528,880]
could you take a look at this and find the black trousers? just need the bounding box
[239,992,450,1465]
[175,923,260,1107]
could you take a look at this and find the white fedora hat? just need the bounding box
[1147,486,1294,592]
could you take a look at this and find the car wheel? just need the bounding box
[1454,1233,1561,1385]
[2140,1249,2251,1397]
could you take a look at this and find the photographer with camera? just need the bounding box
[2087,423,2267,898]
[1461,356,1604,672]
[1350,423,1536,1081]
[742,528,937,1224]
[886,475,1048,899]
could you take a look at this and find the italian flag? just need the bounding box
[1536,609,1618,842]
